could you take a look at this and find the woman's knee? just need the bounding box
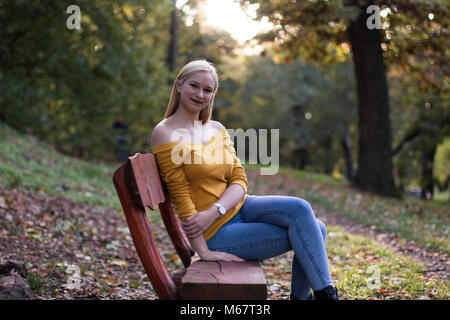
[316,219,327,242]
[292,197,315,221]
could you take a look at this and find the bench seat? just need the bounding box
[176,260,267,300]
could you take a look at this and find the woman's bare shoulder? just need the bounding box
[151,121,173,147]
[152,119,225,146]
[208,120,225,131]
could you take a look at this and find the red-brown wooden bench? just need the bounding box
[112,153,267,300]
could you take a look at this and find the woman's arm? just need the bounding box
[181,183,244,239]
[189,233,245,262]
[185,184,246,262]
[217,183,246,211]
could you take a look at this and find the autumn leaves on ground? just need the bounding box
[0,123,448,300]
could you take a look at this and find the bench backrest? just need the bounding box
[112,153,194,300]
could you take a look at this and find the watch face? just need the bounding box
[219,206,226,214]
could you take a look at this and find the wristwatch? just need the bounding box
[213,203,227,215]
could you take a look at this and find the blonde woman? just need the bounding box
[151,59,338,300]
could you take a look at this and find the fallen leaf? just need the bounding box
[111,259,129,267]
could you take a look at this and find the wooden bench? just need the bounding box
[112,153,267,300]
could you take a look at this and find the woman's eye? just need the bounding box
[190,83,212,93]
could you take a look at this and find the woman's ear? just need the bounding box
[175,80,181,94]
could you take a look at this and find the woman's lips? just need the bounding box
[191,98,203,105]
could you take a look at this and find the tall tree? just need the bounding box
[347,0,396,196]
[238,0,448,197]
[167,0,178,71]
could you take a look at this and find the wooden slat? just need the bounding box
[129,153,165,210]
[113,161,177,300]
[179,261,267,300]
[158,201,194,268]
[129,153,194,268]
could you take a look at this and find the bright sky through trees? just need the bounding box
[179,0,273,46]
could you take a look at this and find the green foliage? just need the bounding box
[390,70,449,191]
[239,0,359,65]
[0,0,243,162]
[434,139,450,184]
[0,0,173,160]
[222,55,357,175]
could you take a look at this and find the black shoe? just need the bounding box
[290,292,314,300]
[313,286,339,300]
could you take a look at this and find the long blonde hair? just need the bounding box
[164,59,219,123]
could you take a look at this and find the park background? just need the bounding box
[0,0,448,300]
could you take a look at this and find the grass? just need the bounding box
[246,163,344,186]
[0,122,120,209]
[262,224,449,299]
[307,188,449,254]
[326,225,449,299]
[26,272,46,294]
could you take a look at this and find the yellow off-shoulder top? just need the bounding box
[151,127,248,240]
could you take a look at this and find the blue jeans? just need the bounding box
[206,195,333,300]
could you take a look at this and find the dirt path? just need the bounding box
[316,208,448,281]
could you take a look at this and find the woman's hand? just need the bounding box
[199,250,246,263]
[184,226,245,263]
[182,208,218,239]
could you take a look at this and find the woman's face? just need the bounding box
[177,71,216,114]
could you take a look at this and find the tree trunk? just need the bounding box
[323,134,333,175]
[340,128,354,182]
[293,147,309,170]
[420,144,437,200]
[348,2,398,197]
[167,0,178,72]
